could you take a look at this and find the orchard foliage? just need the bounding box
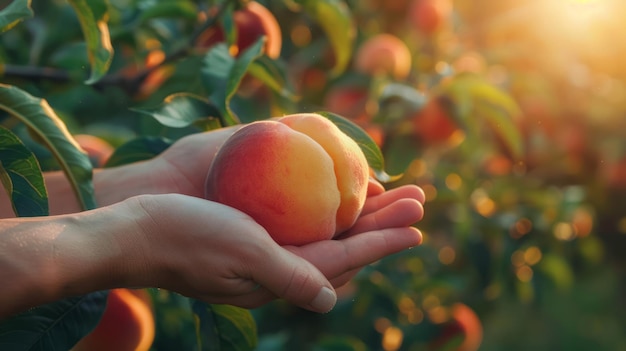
[1,0,626,350]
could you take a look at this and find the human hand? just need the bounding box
[2,179,424,318]
[147,126,243,198]
[287,181,425,288]
[109,182,424,314]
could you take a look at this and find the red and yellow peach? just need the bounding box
[205,113,370,246]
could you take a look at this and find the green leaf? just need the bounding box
[192,301,258,351]
[67,0,114,84]
[0,291,108,351]
[0,126,48,217]
[201,37,267,126]
[247,56,299,100]
[220,3,237,49]
[104,136,173,168]
[0,0,33,34]
[138,0,198,23]
[440,73,524,160]
[383,133,422,177]
[317,111,400,182]
[0,84,96,211]
[298,0,355,76]
[132,93,224,130]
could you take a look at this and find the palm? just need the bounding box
[156,127,241,197]
[289,184,425,286]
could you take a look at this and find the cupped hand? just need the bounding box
[121,193,338,313]
[118,181,424,313]
[149,126,242,197]
[289,182,426,288]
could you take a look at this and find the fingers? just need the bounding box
[246,246,337,313]
[367,178,385,196]
[361,184,426,216]
[328,268,361,288]
[241,185,426,311]
[289,226,422,285]
[341,198,424,239]
[339,184,426,239]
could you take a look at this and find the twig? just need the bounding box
[0,0,235,94]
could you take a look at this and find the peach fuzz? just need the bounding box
[205,114,370,246]
[277,114,370,234]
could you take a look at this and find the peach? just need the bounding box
[72,288,155,351]
[196,1,282,59]
[323,85,370,121]
[205,113,370,246]
[429,303,483,351]
[409,0,453,36]
[354,34,412,80]
[452,303,483,351]
[412,96,460,146]
[74,134,115,167]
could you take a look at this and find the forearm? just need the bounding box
[0,126,241,218]
[50,161,166,215]
[0,159,170,218]
[0,203,147,319]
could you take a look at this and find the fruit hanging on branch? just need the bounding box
[72,289,155,351]
[412,95,460,146]
[409,0,453,36]
[354,33,412,80]
[196,1,282,59]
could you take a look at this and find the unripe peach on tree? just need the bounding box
[195,1,282,59]
[412,95,460,146]
[74,134,115,168]
[354,33,412,80]
[601,156,626,189]
[72,288,155,351]
[428,303,483,351]
[323,85,370,121]
[204,113,370,246]
[409,0,453,36]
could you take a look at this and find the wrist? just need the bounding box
[44,203,153,304]
[0,213,133,317]
[95,159,178,207]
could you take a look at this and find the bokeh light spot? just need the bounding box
[554,222,577,241]
[524,246,543,266]
[290,24,312,47]
[438,246,456,265]
[382,326,403,351]
[516,265,534,282]
[445,173,462,191]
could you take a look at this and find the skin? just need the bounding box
[0,124,425,319]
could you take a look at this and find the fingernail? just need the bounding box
[310,287,337,313]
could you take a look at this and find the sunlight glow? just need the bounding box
[487,0,623,77]
[558,0,610,23]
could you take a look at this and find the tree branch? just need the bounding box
[0,0,234,95]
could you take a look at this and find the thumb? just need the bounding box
[253,247,337,313]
